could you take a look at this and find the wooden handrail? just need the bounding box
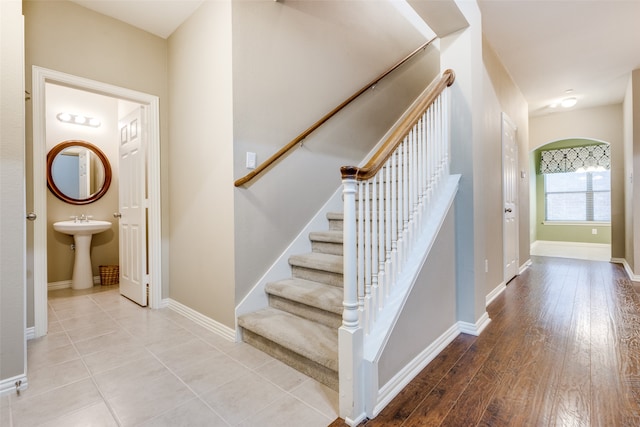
[341,69,455,181]
[234,37,438,187]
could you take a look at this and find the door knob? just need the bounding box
[26,212,37,221]
[113,212,122,218]
[504,208,512,213]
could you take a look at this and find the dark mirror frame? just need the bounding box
[47,140,112,205]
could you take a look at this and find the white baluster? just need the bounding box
[363,180,371,333]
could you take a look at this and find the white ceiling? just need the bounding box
[71,0,640,117]
[479,0,640,116]
[70,0,203,39]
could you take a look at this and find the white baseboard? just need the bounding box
[165,298,236,342]
[531,240,611,262]
[48,276,100,291]
[486,282,506,307]
[0,374,27,396]
[48,280,71,291]
[519,259,532,274]
[611,258,640,281]
[458,311,491,336]
[372,323,460,418]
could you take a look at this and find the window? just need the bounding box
[544,170,610,222]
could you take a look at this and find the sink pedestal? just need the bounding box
[71,234,96,290]
[53,220,112,290]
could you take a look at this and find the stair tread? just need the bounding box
[309,230,343,244]
[289,252,343,274]
[266,278,343,314]
[238,308,338,371]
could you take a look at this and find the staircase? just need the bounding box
[237,211,346,390]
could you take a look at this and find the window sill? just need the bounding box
[542,221,611,226]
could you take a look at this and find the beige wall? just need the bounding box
[45,84,119,284]
[231,0,440,304]
[482,37,530,296]
[167,1,236,327]
[24,0,169,326]
[624,70,640,272]
[1,0,26,387]
[529,104,625,258]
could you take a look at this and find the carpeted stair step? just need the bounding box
[309,230,343,255]
[289,252,343,287]
[238,307,338,390]
[266,278,343,328]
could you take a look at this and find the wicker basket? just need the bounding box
[99,265,119,286]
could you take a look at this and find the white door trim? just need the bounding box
[32,66,162,338]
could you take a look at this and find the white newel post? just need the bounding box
[339,167,364,423]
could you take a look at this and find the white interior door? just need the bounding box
[118,106,147,306]
[502,112,519,283]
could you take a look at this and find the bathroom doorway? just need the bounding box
[31,67,162,338]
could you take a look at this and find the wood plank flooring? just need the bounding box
[329,256,640,426]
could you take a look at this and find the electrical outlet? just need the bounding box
[592,228,597,235]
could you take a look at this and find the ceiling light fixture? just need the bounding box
[560,97,577,108]
[57,112,101,128]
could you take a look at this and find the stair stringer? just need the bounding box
[360,174,461,418]
[234,185,343,340]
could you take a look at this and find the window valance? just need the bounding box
[539,145,610,174]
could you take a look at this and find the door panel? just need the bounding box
[502,113,519,283]
[118,106,147,306]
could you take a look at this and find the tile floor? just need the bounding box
[2,286,338,426]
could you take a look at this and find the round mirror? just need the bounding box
[47,140,112,205]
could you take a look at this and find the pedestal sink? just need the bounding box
[53,220,112,290]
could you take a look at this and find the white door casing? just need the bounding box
[31,67,162,338]
[502,112,519,283]
[118,107,148,306]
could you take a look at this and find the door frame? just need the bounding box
[32,66,162,338]
[501,112,519,283]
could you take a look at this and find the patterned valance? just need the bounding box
[539,145,610,174]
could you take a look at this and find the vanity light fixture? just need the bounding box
[57,112,101,128]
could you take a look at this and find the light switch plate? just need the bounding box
[246,152,257,169]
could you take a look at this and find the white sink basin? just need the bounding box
[53,220,112,290]
[53,220,112,236]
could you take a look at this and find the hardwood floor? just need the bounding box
[329,256,640,426]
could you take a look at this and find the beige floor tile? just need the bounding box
[47,320,64,334]
[224,342,274,369]
[27,331,72,354]
[40,401,118,427]
[15,358,90,399]
[153,338,220,371]
[186,324,239,352]
[106,371,195,426]
[92,354,169,399]
[290,379,339,420]
[59,310,113,331]
[27,342,79,370]
[82,340,150,375]
[0,405,10,427]
[257,358,311,392]
[73,329,137,356]
[171,352,252,395]
[236,394,331,427]
[200,372,287,425]
[53,302,103,321]
[10,378,102,427]
[65,318,120,343]
[140,398,230,427]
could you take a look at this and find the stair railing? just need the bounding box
[234,38,436,188]
[339,69,455,422]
